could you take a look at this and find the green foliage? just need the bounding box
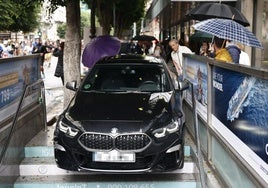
[84,0,146,37]
[57,10,89,39]
[0,0,41,32]
[10,1,41,32]
[57,23,66,39]
[114,0,145,37]
[81,11,90,28]
[0,0,15,30]
[81,10,90,36]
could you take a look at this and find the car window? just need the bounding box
[81,64,171,92]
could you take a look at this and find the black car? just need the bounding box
[54,54,188,172]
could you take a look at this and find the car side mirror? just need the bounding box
[179,80,189,91]
[175,80,189,92]
[66,81,78,91]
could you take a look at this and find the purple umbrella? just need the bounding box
[82,35,121,68]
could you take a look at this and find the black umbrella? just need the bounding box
[132,35,157,41]
[186,3,250,27]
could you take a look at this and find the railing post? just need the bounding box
[187,80,206,188]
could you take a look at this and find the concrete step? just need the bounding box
[14,174,198,188]
[15,130,202,188]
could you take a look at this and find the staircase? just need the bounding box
[13,125,200,188]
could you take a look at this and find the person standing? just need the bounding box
[212,36,233,63]
[32,38,48,78]
[168,39,192,117]
[53,42,65,85]
[237,44,250,66]
[200,41,212,57]
[169,39,192,81]
[153,43,166,59]
[226,40,241,64]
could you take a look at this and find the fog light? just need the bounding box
[166,144,181,153]
[54,143,66,151]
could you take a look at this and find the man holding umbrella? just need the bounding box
[212,36,233,63]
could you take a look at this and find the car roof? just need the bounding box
[95,54,165,65]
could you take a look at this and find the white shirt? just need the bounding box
[239,51,250,66]
[171,45,192,74]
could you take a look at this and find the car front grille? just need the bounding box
[79,133,151,151]
[79,133,113,150]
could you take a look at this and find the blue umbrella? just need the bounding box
[82,35,121,68]
[193,18,263,49]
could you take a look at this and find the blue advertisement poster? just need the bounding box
[183,55,268,180]
[212,66,268,165]
[0,58,39,122]
[184,57,208,119]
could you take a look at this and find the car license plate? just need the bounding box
[93,150,135,163]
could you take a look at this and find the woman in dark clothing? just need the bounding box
[53,42,64,85]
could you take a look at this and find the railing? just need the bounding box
[183,53,268,187]
[0,79,46,166]
[181,79,206,188]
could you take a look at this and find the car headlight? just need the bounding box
[153,120,180,138]
[59,121,79,137]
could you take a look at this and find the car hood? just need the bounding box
[68,91,174,122]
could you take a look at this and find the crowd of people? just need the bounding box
[0,34,251,87]
[0,38,65,83]
[121,35,250,68]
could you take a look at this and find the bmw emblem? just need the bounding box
[111,127,118,134]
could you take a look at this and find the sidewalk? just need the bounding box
[43,56,64,124]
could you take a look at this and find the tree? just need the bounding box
[84,0,146,38]
[0,0,41,33]
[56,11,89,40]
[114,0,145,37]
[0,0,15,30]
[81,10,90,37]
[63,0,81,106]
[7,1,41,33]
[57,23,66,39]
[35,0,81,107]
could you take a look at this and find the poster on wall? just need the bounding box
[212,66,268,178]
[183,55,268,181]
[184,56,208,120]
[0,58,39,123]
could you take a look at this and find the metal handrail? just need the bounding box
[0,79,46,166]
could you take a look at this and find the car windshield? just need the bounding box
[81,64,170,92]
